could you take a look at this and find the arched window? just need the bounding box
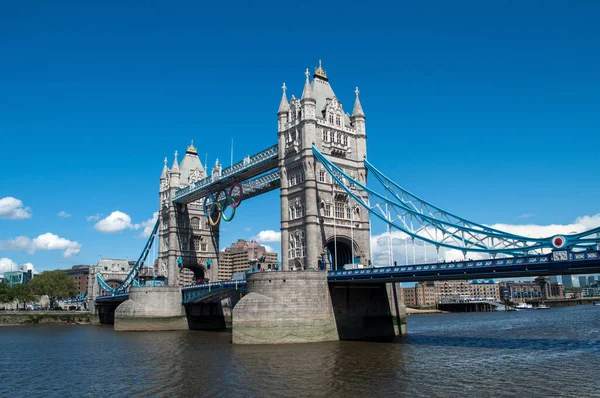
[335,115,340,126]
[329,114,334,124]
[190,217,200,230]
[319,169,325,182]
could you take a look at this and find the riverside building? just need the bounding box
[217,239,278,281]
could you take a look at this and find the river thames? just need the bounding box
[1,305,598,397]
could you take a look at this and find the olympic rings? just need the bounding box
[228,183,242,208]
[203,183,244,225]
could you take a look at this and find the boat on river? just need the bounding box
[514,303,534,311]
[536,304,550,310]
[593,301,600,306]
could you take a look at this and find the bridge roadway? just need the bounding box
[96,249,600,304]
[173,144,279,204]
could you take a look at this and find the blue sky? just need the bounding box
[1,1,599,274]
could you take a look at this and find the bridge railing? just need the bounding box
[327,250,600,280]
[173,144,278,202]
[181,280,246,304]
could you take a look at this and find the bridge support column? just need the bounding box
[114,287,187,331]
[329,282,406,341]
[232,271,338,344]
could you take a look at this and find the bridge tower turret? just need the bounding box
[278,61,372,271]
[158,143,220,287]
[166,152,181,285]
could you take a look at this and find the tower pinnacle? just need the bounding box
[314,59,327,79]
[172,150,180,172]
[301,68,312,99]
[352,86,365,117]
[278,82,289,113]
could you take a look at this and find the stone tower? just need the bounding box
[158,141,220,285]
[278,62,371,271]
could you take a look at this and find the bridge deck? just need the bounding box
[173,144,278,204]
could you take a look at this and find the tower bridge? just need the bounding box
[92,61,600,343]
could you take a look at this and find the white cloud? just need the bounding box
[94,210,158,238]
[263,244,275,253]
[0,233,81,258]
[0,259,36,278]
[86,213,103,222]
[244,227,252,232]
[57,211,71,218]
[94,211,133,233]
[134,212,158,238]
[252,230,281,242]
[0,197,32,220]
[370,213,600,266]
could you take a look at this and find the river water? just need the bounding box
[1,305,599,397]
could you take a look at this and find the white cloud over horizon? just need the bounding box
[94,211,158,238]
[0,233,81,258]
[0,197,32,220]
[0,258,36,276]
[370,213,600,267]
[57,211,71,218]
[251,230,281,243]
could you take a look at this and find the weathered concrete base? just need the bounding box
[330,282,406,341]
[233,271,338,344]
[185,290,242,330]
[114,286,187,331]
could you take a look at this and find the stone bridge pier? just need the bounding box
[232,271,406,344]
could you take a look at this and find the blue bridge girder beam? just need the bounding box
[181,281,247,304]
[173,144,278,205]
[327,250,600,283]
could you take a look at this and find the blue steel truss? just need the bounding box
[181,280,246,304]
[173,145,279,204]
[327,249,600,283]
[96,219,159,295]
[312,145,600,255]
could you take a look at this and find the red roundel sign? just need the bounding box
[552,235,566,248]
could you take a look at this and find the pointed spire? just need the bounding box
[186,140,198,155]
[161,157,169,178]
[278,82,289,113]
[314,59,327,79]
[301,68,312,99]
[171,150,180,172]
[352,87,365,117]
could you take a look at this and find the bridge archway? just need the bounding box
[179,264,206,285]
[324,236,359,271]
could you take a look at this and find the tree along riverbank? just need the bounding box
[0,311,91,326]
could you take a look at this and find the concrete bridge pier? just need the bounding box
[232,271,406,344]
[329,282,406,341]
[114,286,188,331]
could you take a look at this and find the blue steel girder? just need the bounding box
[96,219,159,294]
[181,280,247,304]
[173,144,278,204]
[328,250,600,283]
[95,293,130,302]
[312,145,600,255]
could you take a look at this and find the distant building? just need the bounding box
[548,275,558,284]
[401,279,500,308]
[561,275,574,287]
[579,276,588,288]
[500,277,564,303]
[217,240,278,281]
[588,276,597,286]
[64,265,90,295]
[87,258,133,299]
[581,286,600,298]
[4,269,33,286]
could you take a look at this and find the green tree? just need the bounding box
[29,270,77,308]
[11,284,35,310]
